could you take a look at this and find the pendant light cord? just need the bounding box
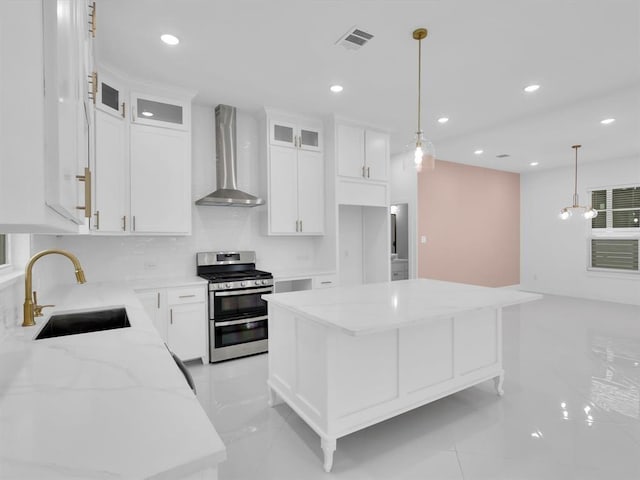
[417,37,422,135]
[572,145,581,206]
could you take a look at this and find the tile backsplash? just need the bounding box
[0,276,22,341]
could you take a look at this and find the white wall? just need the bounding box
[30,104,325,288]
[390,152,418,278]
[521,156,640,305]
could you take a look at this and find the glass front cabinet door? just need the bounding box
[130,92,190,131]
[269,120,322,152]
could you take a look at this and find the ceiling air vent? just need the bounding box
[336,27,374,50]
[496,154,511,158]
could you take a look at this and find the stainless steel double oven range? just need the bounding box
[197,251,273,363]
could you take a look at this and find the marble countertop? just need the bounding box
[126,276,208,290]
[270,268,336,281]
[0,282,225,479]
[263,279,542,336]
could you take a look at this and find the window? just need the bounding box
[0,234,6,266]
[589,185,640,273]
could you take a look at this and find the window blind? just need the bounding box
[591,239,639,271]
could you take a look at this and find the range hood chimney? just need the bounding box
[195,105,264,207]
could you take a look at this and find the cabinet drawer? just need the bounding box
[167,286,206,305]
[313,274,338,289]
[391,261,408,273]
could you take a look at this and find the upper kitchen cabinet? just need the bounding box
[269,120,322,152]
[263,111,325,235]
[91,68,194,235]
[337,124,389,181]
[332,119,390,207]
[96,71,127,119]
[130,123,191,234]
[0,0,94,233]
[131,93,190,131]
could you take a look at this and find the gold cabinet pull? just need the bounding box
[88,1,96,38]
[367,166,371,178]
[170,309,173,324]
[122,215,126,231]
[94,210,100,230]
[132,215,136,231]
[157,292,160,308]
[300,220,303,232]
[88,71,97,104]
[75,167,92,218]
[121,102,126,118]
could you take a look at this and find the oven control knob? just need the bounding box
[259,280,266,285]
[241,281,247,287]
[225,282,232,288]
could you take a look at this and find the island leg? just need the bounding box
[493,374,504,396]
[267,385,283,407]
[321,437,336,473]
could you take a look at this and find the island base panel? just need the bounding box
[267,305,504,472]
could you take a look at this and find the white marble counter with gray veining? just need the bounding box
[263,278,542,336]
[0,282,225,479]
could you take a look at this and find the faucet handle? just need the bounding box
[32,291,54,317]
[33,304,55,317]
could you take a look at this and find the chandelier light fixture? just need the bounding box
[413,27,435,172]
[559,144,598,220]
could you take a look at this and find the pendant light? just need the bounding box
[413,28,435,172]
[559,145,598,220]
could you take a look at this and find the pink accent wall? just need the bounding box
[417,160,520,287]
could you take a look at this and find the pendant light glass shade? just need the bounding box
[413,28,434,172]
[559,145,598,220]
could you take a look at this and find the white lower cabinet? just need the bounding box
[137,289,167,341]
[135,284,208,363]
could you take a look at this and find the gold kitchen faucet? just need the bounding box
[23,250,86,327]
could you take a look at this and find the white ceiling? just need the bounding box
[97,0,640,173]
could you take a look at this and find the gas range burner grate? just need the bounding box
[198,269,272,282]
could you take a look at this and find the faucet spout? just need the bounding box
[23,249,87,327]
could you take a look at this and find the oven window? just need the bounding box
[215,320,268,348]
[215,292,267,319]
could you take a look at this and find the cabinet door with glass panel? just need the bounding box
[269,120,322,152]
[130,92,190,131]
[96,71,127,119]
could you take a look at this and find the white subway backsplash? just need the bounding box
[0,276,22,341]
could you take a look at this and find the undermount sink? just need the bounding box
[35,308,130,340]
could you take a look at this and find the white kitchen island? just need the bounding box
[263,279,541,472]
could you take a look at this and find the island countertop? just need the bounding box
[263,278,542,335]
[0,282,225,479]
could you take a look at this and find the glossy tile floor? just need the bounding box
[188,295,640,479]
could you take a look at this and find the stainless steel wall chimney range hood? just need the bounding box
[195,105,264,207]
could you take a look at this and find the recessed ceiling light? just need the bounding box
[523,84,540,93]
[141,111,154,117]
[474,149,484,155]
[530,162,539,166]
[600,118,615,125]
[330,84,343,93]
[160,34,180,46]
[437,117,449,124]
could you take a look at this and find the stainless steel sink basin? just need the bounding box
[35,308,130,340]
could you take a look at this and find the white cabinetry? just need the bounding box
[130,124,190,233]
[92,80,192,235]
[0,0,93,233]
[334,121,390,208]
[337,124,388,182]
[266,114,324,235]
[93,72,128,232]
[135,284,207,363]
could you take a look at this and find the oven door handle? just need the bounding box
[215,315,268,327]
[215,287,273,297]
